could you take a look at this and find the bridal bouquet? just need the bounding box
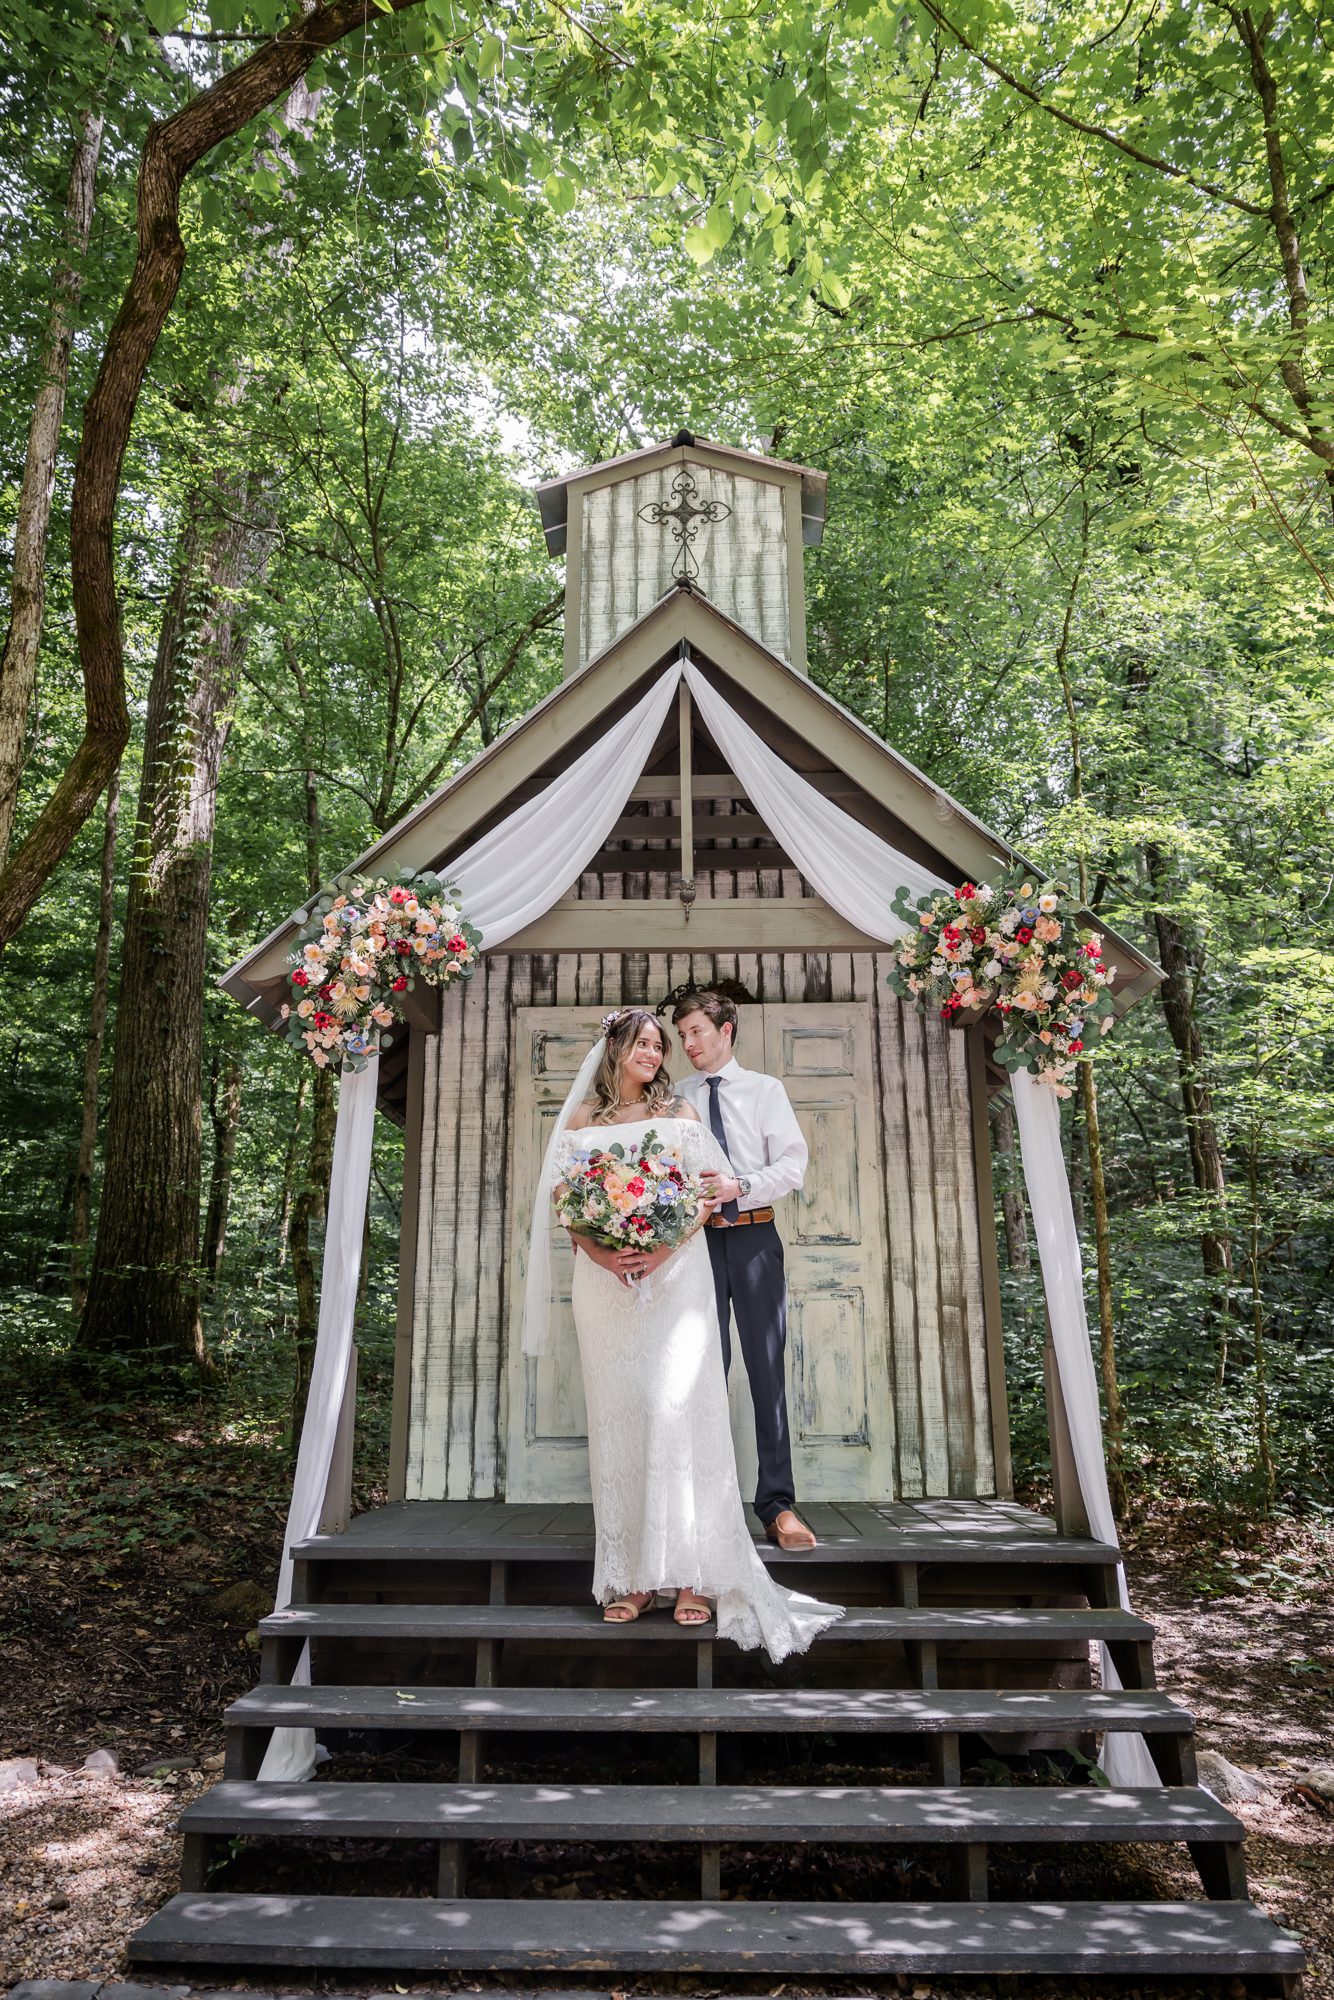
[554,1127,706,1255]
[887,869,1117,1096]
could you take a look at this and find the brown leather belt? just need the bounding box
[707,1207,775,1229]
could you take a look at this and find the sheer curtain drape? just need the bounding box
[263,654,1151,1785]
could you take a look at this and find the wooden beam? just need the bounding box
[627,771,862,803]
[492,899,887,952]
[678,678,694,890]
[589,843,788,875]
[966,1024,1013,1501]
[606,811,773,841]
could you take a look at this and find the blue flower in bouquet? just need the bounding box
[656,1183,680,1206]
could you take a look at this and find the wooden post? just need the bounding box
[677,678,695,912]
[1043,1316,1091,1538]
[317,1344,357,1535]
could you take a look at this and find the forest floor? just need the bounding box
[1,1383,1331,2000]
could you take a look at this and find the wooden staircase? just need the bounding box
[128,1499,1304,1991]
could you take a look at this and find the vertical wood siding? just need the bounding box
[404,853,996,1501]
[579,463,791,669]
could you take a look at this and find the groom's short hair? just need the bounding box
[672,989,738,1047]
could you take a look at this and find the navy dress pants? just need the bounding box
[705,1220,795,1528]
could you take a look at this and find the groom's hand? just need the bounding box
[700,1169,742,1205]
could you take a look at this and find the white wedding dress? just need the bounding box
[558,1113,842,1663]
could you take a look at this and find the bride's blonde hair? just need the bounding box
[588,1008,677,1124]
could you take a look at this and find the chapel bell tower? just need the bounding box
[534,429,828,679]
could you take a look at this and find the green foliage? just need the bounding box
[0,0,1330,1526]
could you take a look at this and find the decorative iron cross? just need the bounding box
[638,468,731,580]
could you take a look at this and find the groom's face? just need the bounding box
[677,1008,733,1073]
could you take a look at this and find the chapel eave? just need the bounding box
[219,578,1162,1021]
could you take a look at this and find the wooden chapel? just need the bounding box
[133,433,1302,1988]
[221,429,1160,1527]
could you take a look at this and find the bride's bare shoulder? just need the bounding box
[566,1102,597,1131]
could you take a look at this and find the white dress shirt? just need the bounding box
[677,1056,808,1213]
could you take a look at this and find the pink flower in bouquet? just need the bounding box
[1035,916,1061,942]
[626,1176,646,1199]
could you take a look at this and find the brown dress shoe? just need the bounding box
[765,1509,817,1551]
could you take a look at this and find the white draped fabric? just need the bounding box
[259,1051,379,1781]
[1010,1069,1162,1786]
[263,655,1151,1784]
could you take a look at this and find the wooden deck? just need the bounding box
[128,1497,1304,1992]
[291,1496,1117,1565]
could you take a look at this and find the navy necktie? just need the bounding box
[705,1076,741,1224]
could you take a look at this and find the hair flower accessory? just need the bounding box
[600,1008,629,1036]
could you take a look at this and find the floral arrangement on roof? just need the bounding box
[281,869,481,1071]
[886,868,1117,1096]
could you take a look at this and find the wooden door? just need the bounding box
[723,1003,894,1504]
[505,1001,893,1504]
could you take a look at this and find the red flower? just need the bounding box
[1068,1038,1084,1053]
[1062,969,1083,990]
[391,975,407,992]
[958,882,976,899]
[1016,925,1034,944]
[292,969,309,987]
[970,926,987,946]
[627,1177,646,1198]
[447,933,468,954]
[394,939,412,956]
[389,886,408,905]
[942,923,961,945]
[319,982,335,1000]
[313,1010,333,1030]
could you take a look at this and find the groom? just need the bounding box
[672,991,817,1552]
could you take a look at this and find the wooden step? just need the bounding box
[292,1525,1121,1567]
[260,1602,1154,1645]
[128,1893,1305,1976]
[182,1778,1241,1845]
[226,1681,1190,1735]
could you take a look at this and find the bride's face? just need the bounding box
[620,1021,665,1096]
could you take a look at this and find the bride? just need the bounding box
[522,1006,841,1662]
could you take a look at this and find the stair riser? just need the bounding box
[291,1555,1122,1607]
[270,1638,1152,1697]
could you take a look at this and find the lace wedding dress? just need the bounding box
[558,1113,842,1664]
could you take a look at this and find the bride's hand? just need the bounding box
[612,1243,673,1285]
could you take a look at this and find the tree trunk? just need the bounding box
[1144,842,1233,1288]
[70,769,120,1313]
[77,467,272,1368]
[0,0,422,946]
[202,1052,243,1278]
[275,1070,307,1268]
[989,1096,1030,1271]
[1080,1060,1127,1517]
[288,1064,337,1434]
[0,104,105,875]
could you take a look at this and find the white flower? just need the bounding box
[998,910,1019,935]
[984,959,1001,978]
[930,957,947,978]
[1039,893,1059,913]
[1041,983,1057,1001]
[975,884,993,901]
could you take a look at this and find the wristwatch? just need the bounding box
[737,1175,752,1199]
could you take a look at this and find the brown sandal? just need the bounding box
[603,1591,655,1623]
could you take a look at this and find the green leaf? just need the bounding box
[143,0,188,31]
